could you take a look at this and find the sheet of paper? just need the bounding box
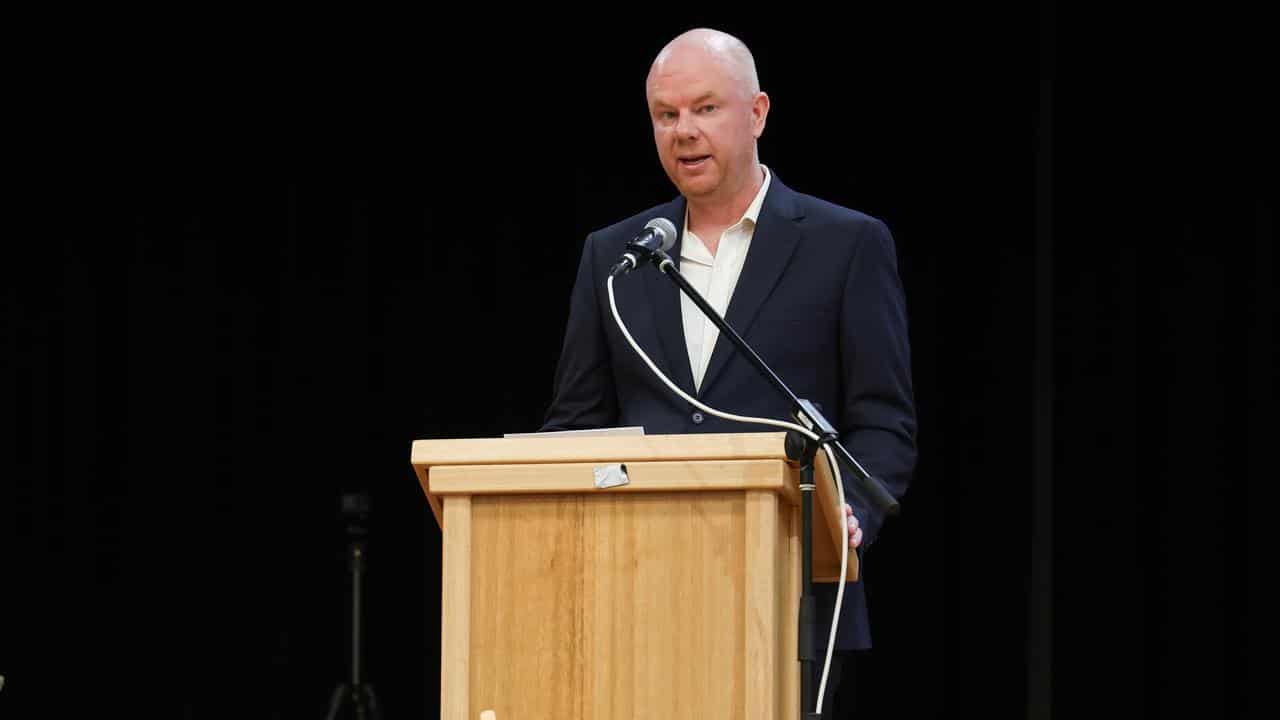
[502,426,645,439]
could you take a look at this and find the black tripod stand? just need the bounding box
[325,492,384,720]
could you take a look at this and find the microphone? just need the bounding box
[609,218,678,278]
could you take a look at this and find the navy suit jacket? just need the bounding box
[541,173,916,649]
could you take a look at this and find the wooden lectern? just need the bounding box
[411,431,856,720]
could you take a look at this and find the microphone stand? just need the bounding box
[325,493,384,720]
[621,247,899,719]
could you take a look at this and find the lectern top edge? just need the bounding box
[410,431,792,468]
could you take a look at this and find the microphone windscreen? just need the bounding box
[644,218,678,252]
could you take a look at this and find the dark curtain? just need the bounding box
[3,7,1269,718]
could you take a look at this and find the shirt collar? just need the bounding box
[742,163,771,226]
[681,164,772,262]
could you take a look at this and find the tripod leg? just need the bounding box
[359,683,383,720]
[325,683,349,720]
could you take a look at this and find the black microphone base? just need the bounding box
[609,255,636,278]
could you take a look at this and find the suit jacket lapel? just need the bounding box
[697,177,804,398]
[641,196,698,397]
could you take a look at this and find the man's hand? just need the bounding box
[845,504,863,548]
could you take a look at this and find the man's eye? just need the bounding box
[699,105,716,114]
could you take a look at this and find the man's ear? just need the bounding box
[752,91,770,139]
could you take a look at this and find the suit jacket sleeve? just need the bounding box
[839,218,918,548]
[541,233,620,431]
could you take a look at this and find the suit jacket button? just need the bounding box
[691,412,705,424]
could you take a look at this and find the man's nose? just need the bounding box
[674,110,699,139]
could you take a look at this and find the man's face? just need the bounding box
[646,48,768,204]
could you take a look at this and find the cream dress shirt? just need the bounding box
[679,165,772,392]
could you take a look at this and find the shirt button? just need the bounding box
[691,412,705,424]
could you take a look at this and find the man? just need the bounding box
[542,27,916,709]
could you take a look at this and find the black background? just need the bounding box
[3,7,1272,718]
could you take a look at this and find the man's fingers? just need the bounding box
[844,503,862,547]
[844,506,859,530]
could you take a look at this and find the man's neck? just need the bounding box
[687,164,765,233]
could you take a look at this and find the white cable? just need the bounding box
[608,274,823,440]
[816,442,846,714]
[608,274,849,714]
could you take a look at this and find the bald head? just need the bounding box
[647,28,760,101]
[644,27,770,214]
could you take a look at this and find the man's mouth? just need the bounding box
[679,155,711,167]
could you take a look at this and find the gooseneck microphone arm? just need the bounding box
[647,248,900,516]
